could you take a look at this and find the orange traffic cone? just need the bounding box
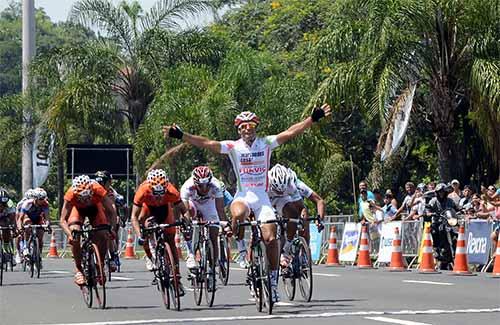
[491,238,500,277]
[175,227,183,260]
[47,232,59,258]
[388,227,408,272]
[419,225,440,274]
[451,225,475,276]
[357,225,374,269]
[124,228,137,259]
[326,226,343,267]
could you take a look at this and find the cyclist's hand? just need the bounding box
[163,124,183,139]
[224,225,233,238]
[68,235,78,246]
[311,103,331,122]
[316,217,324,232]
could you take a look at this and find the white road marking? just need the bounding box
[315,273,341,277]
[44,270,70,274]
[403,280,454,286]
[110,276,134,281]
[247,298,294,306]
[230,267,246,271]
[40,307,500,325]
[365,316,432,325]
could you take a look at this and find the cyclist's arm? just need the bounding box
[130,203,142,237]
[58,200,74,239]
[215,197,227,221]
[102,195,117,231]
[173,200,188,220]
[163,125,221,154]
[276,103,331,145]
[308,191,325,220]
[182,200,194,220]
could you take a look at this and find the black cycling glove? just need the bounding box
[311,106,326,122]
[168,125,184,139]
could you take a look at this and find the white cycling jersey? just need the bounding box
[269,179,314,215]
[220,136,280,221]
[181,176,224,222]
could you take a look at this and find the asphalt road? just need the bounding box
[0,258,498,325]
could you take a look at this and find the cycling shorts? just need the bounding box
[233,190,276,222]
[68,203,108,227]
[270,195,302,216]
[188,200,219,225]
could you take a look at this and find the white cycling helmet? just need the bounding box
[24,188,36,200]
[287,168,297,185]
[268,164,291,193]
[72,175,93,198]
[32,187,48,200]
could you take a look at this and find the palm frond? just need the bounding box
[141,0,212,31]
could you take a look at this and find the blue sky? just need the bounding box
[0,0,214,24]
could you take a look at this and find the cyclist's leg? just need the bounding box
[21,216,33,253]
[67,207,84,273]
[230,195,251,265]
[184,201,197,257]
[140,206,154,261]
[90,203,110,269]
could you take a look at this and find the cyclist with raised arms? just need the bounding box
[267,164,325,268]
[59,175,117,286]
[181,166,228,288]
[131,169,189,296]
[163,104,331,302]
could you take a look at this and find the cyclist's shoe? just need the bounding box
[74,271,86,286]
[151,277,158,286]
[15,253,22,264]
[280,253,292,268]
[186,253,196,269]
[271,285,280,303]
[178,281,186,297]
[23,248,30,257]
[238,251,249,269]
[109,259,117,272]
[145,257,156,271]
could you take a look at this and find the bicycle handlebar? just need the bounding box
[142,221,184,233]
[191,220,230,227]
[72,224,111,237]
[237,219,280,228]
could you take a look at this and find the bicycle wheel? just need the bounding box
[249,252,263,312]
[257,242,273,315]
[8,241,15,272]
[29,238,35,278]
[218,235,230,286]
[33,239,41,279]
[0,240,4,286]
[106,252,112,282]
[297,237,313,302]
[156,247,171,309]
[192,244,203,306]
[81,251,93,308]
[164,243,181,311]
[282,260,296,301]
[204,239,216,307]
[90,244,106,309]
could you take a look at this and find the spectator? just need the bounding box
[427,181,436,191]
[480,185,500,255]
[375,190,398,223]
[463,204,476,222]
[470,193,482,213]
[459,185,473,210]
[359,188,379,240]
[357,180,375,218]
[448,179,462,206]
[408,186,426,221]
[373,188,383,206]
[394,182,416,219]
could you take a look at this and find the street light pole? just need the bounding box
[22,0,35,193]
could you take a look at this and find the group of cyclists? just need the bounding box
[1,104,331,310]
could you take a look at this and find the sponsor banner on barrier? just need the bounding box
[402,220,421,256]
[339,222,361,262]
[377,221,402,263]
[467,220,491,265]
[309,223,322,263]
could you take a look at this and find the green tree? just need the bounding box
[310,0,500,182]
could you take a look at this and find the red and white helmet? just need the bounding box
[234,111,260,127]
[192,166,213,185]
[72,175,93,198]
[147,169,169,195]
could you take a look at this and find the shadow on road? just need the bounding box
[107,305,159,310]
[107,285,150,290]
[3,282,50,287]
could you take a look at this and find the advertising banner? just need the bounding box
[309,223,322,263]
[377,221,402,263]
[467,220,491,265]
[339,222,361,262]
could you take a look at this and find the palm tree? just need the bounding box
[310,0,499,181]
[69,0,216,136]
